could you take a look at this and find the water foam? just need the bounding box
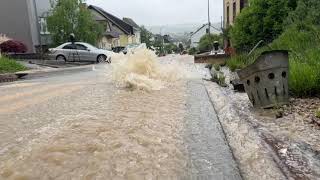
[111,48,183,91]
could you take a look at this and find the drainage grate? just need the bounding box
[237,50,289,109]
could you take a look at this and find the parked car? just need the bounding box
[49,42,112,63]
[123,44,145,54]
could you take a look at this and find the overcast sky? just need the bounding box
[86,0,223,26]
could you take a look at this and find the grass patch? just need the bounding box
[226,46,269,71]
[213,64,221,71]
[226,54,252,71]
[0,56,27,74]
[272,25,320,96]
[289,52,320,96]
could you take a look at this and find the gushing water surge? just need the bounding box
[111,48,184,91]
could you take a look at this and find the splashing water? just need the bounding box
[112,48,183,91]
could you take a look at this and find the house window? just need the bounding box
[233,2,236,22]
[226,5,230,26]
[39,17,50,35]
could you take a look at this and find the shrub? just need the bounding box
[164,43,179,54]
[230,0,291,51]
[188,47,198,55]
[198,34,222,53]
[0,40,27,53]
[285,0,320,26]
[213,64,221,71]
[0,57,27,74]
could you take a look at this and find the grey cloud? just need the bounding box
[86,0,223,26]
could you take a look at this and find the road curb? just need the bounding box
[0,65,94,84]
[16,65,94,80]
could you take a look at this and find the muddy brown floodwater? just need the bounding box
[0,51,195,180]
[0,51,242,180]
[1,83,189,180]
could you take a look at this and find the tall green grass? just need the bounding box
[226,25,320,96]
[273,25,320,96]
[226,47,269,71]
[0,56,27,74]
[289,57,320,96]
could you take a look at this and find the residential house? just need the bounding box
[0,0,51,53]
[223,0,248,28]
[123,17,141,45]
[88,5,140,50]
[223,0,248,48]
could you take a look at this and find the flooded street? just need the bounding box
[0,54,240,179]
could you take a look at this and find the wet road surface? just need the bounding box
[0,61,241,179]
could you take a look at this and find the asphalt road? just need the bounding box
[0,62,241,179]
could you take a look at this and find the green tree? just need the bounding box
[152,36,164,55]
[188,47,198,55]
[198,33,222,53]
[230,0,290,51]
[140,26,153,48]
[164,43,178,54]
[286,0,320,26]
[47,0,103,46]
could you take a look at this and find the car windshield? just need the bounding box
[81,43,99,50]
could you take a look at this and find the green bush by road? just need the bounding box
[226,0,320,97]
[0,56,27,74]
[271,24,320,96]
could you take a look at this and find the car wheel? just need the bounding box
[97,55,106,63]
[106,57,112,64]
[56,55,66,62]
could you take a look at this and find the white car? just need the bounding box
[49,42,112,63]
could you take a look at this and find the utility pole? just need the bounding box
[207,0,211,34]
[32,0,43,59]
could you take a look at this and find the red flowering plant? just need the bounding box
[0,40,27,54]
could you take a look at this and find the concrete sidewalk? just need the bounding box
[184,80,242,179]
